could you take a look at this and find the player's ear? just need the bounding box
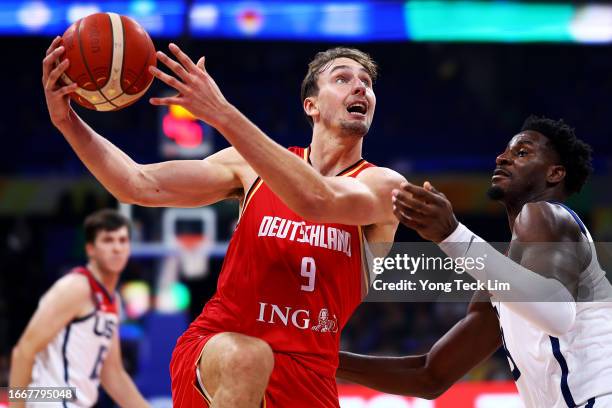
[85,242,95,258]
[547,164,566,185]
[303,96,319,122]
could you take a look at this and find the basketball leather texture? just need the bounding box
[60,12,156,111]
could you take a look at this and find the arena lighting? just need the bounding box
[158,102,214,159]
[570,5,612,43]
[162,105,203,149]
[3,1,612,42]
[120,280,151,319]
[0,0,185,36]
[66,4,101,22]
[189,0,612,42]
[406,0,574,42]
[189,0,406,40]
[156,282,191,313]
[17,1,52,31]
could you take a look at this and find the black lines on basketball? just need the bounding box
[77,14,117,108]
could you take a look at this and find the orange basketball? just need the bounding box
[60,12,156,111]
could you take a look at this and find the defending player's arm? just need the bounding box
[100,326,149,408]
[337,291,501,399]
[42,37,246,208]
[394,182,583,336]
[148,44,404,226]
[9,275,90,406]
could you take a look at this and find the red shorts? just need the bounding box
[170,329,340,408]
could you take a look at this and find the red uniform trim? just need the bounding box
[71,267,118,314]
[241,177,264,217]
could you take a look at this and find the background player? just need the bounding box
[338,116,612,407]
[42,36,404,407]
[9,209,148,407]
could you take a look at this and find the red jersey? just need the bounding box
[188,146,374,377]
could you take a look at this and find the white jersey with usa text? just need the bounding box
[28,267,119,408]
[492,202,612,408]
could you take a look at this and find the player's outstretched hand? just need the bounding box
[392,181,459,243]
[149,43,232,128]
[42,36,78,129]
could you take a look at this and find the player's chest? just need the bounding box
[76,311,118,342]
[240,186,360,259]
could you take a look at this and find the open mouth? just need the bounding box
[347,102,367,116]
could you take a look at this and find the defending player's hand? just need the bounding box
[392,181,458,243]
[149,43,232,128]
[42,36,79,128]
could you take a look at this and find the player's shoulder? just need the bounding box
[42,271,91,305]
[514,201,582,242]
[356,165,406,187]
[204,146,247,165]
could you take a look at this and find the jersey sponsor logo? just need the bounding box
[257,216,352,257]
[311,308,338,333]
[256,302,337,333]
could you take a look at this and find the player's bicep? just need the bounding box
[515,245,582,298]
[16,276,89,356]
[135,147,247,207]
[510,203,585,297]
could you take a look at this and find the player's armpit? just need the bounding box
[338,291,501,399]
[9,274,91,388]
[304,167,405,226]
[129,146,249,208]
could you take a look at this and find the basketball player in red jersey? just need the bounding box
[9,209,148,408]
[42,36,405,407]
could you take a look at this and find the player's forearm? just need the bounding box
[214,106,336,218]
[439,223,576,335]
[102,369,149,408]
[9,345,35,389]
[55,110,144,204]
[337,352,443,399]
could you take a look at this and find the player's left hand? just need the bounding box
[148,43,233,128]
[392,181,458,243]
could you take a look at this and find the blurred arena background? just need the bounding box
[1,0,612,407]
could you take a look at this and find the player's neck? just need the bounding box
[504,189,567,231]
[309,130,363,176]
[86,261,119,294]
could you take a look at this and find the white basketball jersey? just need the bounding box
[28,267,119,407]
[492,203,612,408]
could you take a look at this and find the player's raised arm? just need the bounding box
[42,38,247,208]
[149,44,404,226]
[337,291,501,399]
[309,167,406,225]
[394,182,580,336]
[209,116,404,225]
[9,274,90,398]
